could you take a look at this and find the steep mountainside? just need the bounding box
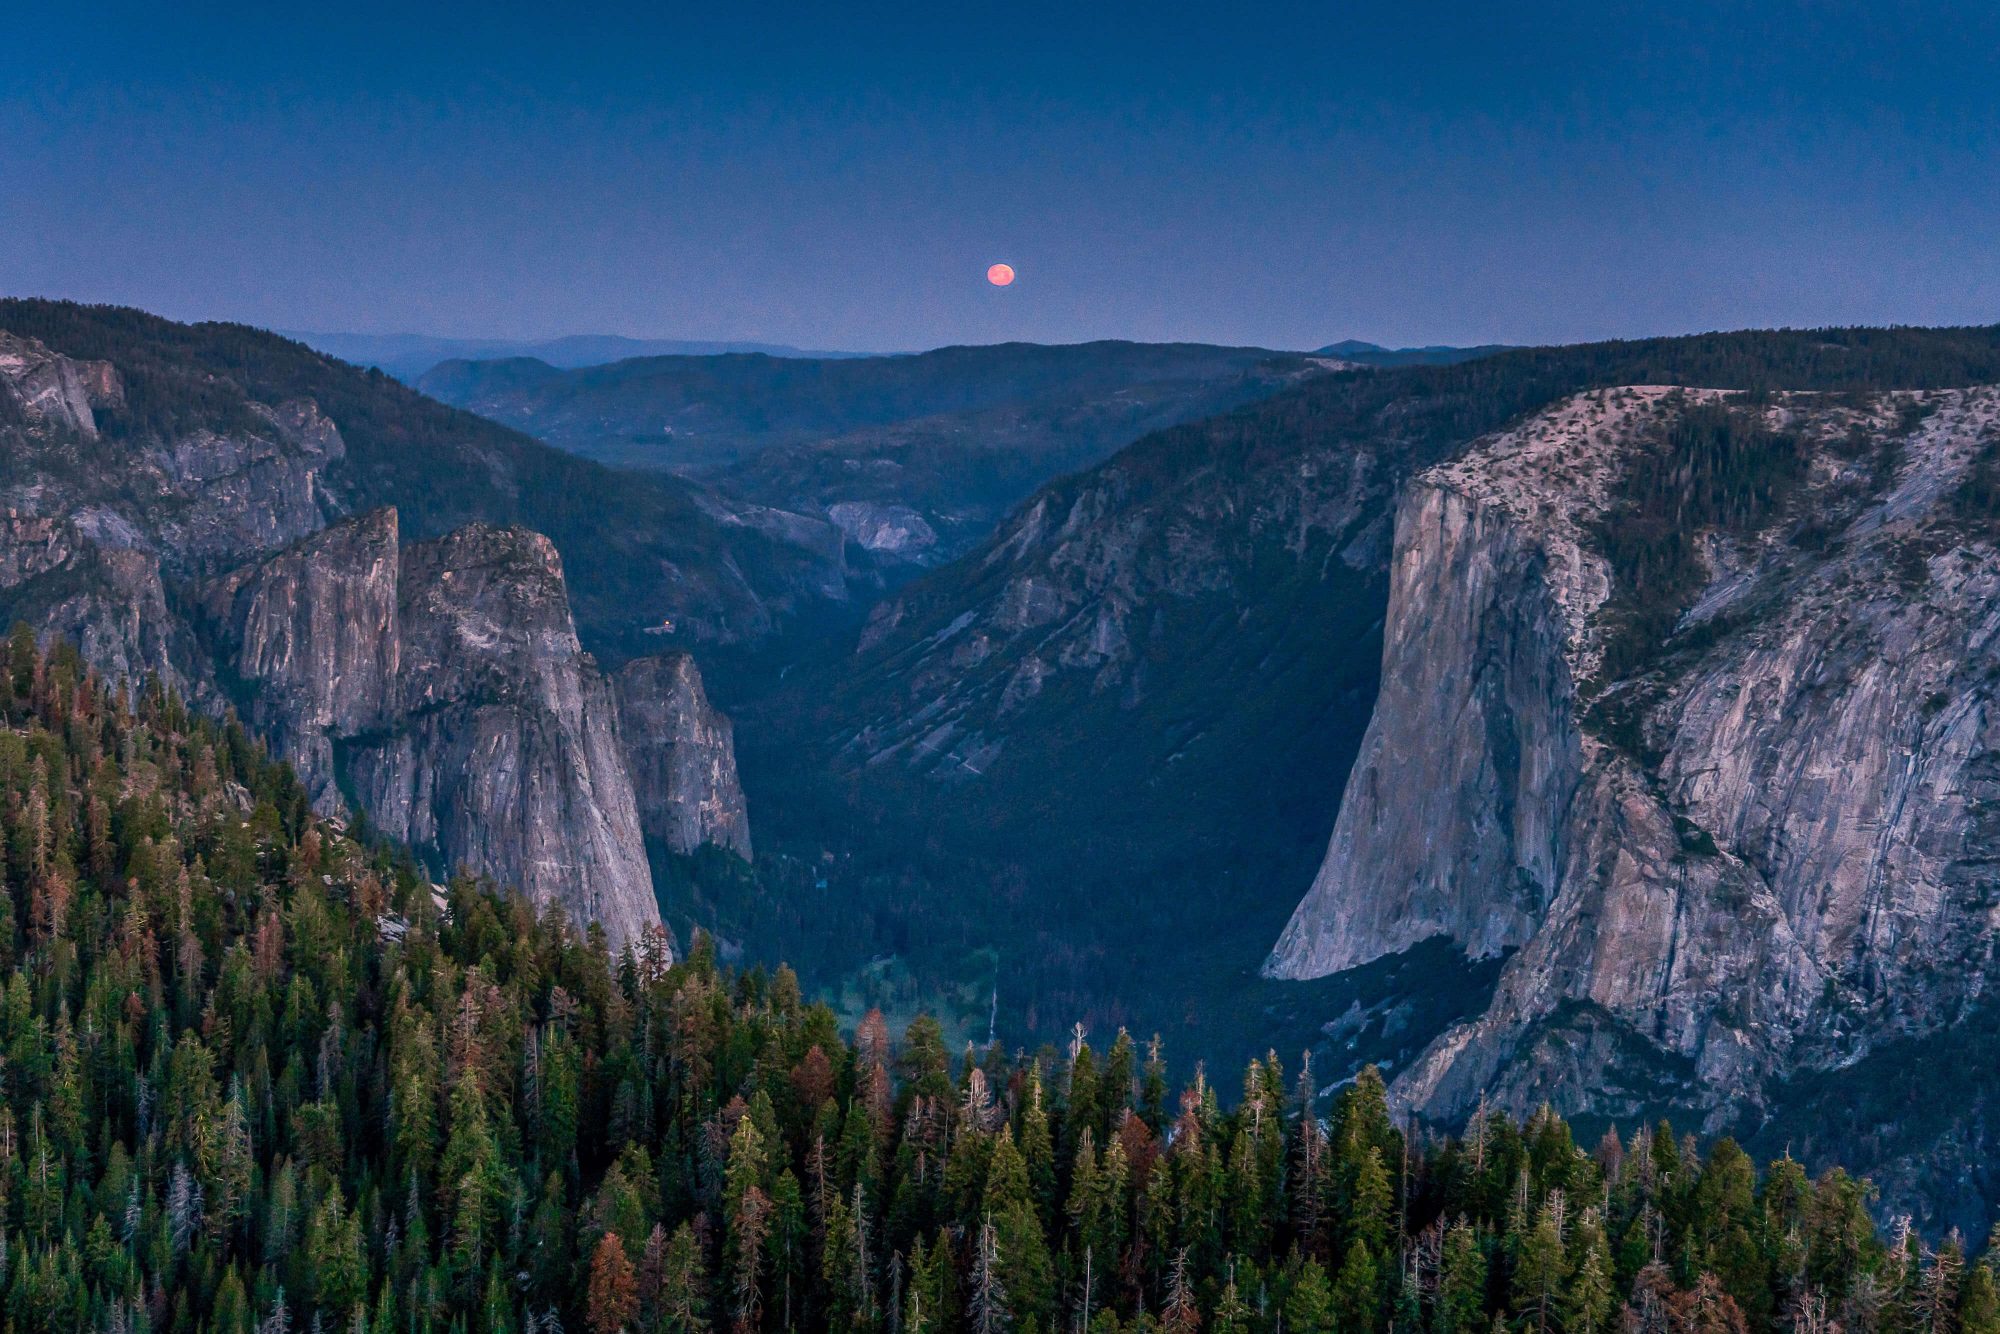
[421,341,1327,564]
[1267,383,2000,1230]
[730,326,2000,1073]
[0,303,762,944]
[0,300,857,655]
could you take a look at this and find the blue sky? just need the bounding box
[4,0,1996,350]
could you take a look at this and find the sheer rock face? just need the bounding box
[0,331,760,949]
[614,652,752,859]
[341,524,662,947]
[208,514,666,947]
[1264,479,1581,977]
[159,399,347,567]
[0,514,202,700]
[1270,387,2000,1167]
[201,509,403,811]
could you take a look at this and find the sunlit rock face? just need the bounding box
[201,508,403,812]
[1268,385,2000,1222]
[0,331,121,437]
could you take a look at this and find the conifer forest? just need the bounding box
[0,631,1976,1333]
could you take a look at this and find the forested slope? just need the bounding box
[0,629,1983,1334]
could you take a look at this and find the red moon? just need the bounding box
[987,263,1015,286]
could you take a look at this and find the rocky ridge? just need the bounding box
[0,327,755,947]
[422,341,1330,569]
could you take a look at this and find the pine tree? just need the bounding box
[439,1072,504,1293]
[1960,1260,2000,1334]
[1286,1258,1338,1334]
[1352,1146,1395,1256]
[767,1169,807,1330]
[1513,1200,1568,1334]
[1917,1235,1966,1334]
[971,1217,1011,1334]
[588,1232,639,1334]
[1335,1238,1383,1334]
[1020,1072,1059,1229]
[731,1187,772,1333]
[1439,1220,1490,1334]
[1162,1247,1201,1334]
[985,1128,1055,1322]
[1213,1261,1253,1334]
[1561,1211,1614,1334]
[660,1222,710,1332]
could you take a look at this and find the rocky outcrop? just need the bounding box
[826,501,938,559]
[161,399,347,568]
[203,513,679,945]
[340,524,661,946]
[0,514,196,694]
[615,653,753,859]
[0,332,121,436]
[1269,386,2000,1216]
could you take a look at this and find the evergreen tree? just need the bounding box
[1336,1238,1383,1334]
[985,1127,1055,1322]
[1512,1199,1568,1334]
[587,1232,639,1334]
[1960,1259,2000,1334]
[971,1217,1011,1334]
[1561,1211,1614,1334]
[1439,1221,1490,1334]
[1286,1257,1338,1334]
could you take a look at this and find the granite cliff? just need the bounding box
[1269,384,2000,1226]
[0,314,759,946]
[615,652,753,860]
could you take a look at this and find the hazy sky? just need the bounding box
[4,1,1997,351]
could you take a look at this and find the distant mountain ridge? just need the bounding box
[287,329,869,381]
[420,339,1329,564]
[1316,338,1515,366]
